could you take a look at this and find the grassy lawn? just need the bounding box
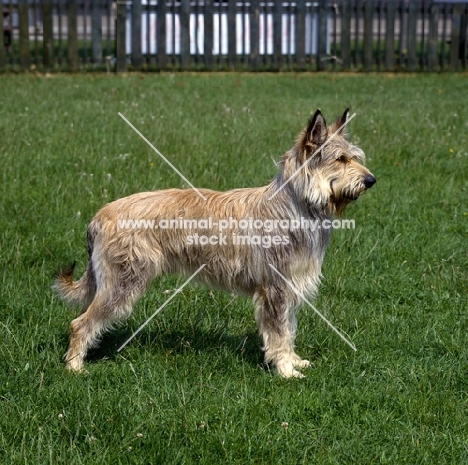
[0,72,467,464]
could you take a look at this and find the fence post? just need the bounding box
[43,0,53,69]
[273,0,282,70]
[295,0,305,70]
[341,0,351,70]
[228,0,236,69]
[317,0,328,69]
[0,3,4,70]
[68,0,78,70]
[385,1,395,70]
[250,0,260,70]
[180,0,190,69]
[204,0,214,70]
[398,0,406,67]
[158,0,167,69]
[92,1,103,66]
[462,7,468,70]
[428,3,438,71]
[407,0,418,71]
[131,0,142,68]
[364,0,373,70]
[116,0,127,72]
[19,0,29,70]
[450,4,462,70]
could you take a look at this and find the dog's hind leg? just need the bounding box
[254,287,309,378]
[65,292,122,371]
[64,260,155,372]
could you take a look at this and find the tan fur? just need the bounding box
[54,109,375,377]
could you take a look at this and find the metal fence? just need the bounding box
[1,1,467,71]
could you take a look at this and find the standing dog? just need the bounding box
[55,109,375,378]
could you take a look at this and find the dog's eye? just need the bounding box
[337,155,348,163]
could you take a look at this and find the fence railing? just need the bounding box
[1,1,467,71]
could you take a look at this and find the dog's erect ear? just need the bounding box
[330,108,350,135]
[306,109,328,146]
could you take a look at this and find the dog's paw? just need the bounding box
[276,362,305,379]
[293,358,311,369]
[64,354,85,373]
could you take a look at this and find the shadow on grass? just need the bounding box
[84,325,264,369]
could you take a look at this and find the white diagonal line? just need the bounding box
[268,264,357,351]
[117,264,206,352]
[118,112,207,201]
[268,113,356,201]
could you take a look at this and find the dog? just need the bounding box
[54,109,375,378]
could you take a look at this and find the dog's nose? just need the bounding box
[364,174,376,188]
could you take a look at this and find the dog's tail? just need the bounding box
[53,260,96,308]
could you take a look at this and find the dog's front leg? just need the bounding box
[254,287,310,378]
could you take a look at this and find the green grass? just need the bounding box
[0,73,467,464]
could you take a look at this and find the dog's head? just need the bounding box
[290,109,375,215]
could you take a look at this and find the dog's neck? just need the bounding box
[266,154,335,221]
